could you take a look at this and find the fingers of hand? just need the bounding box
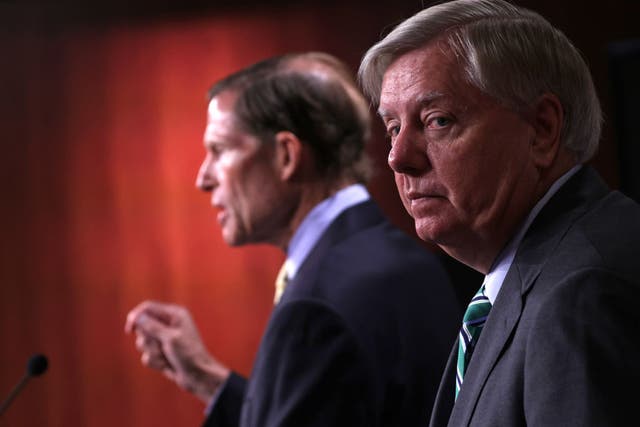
[125,301,158,333]
[141,351,171,371]
[132,312,170,338]
[125,301,188,333]
[136,332,173,371]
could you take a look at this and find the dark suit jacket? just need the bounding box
[204,199,461,427]
[430,167,640,427]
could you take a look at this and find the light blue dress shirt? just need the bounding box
[284,183,370,280]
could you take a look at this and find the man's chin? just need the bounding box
[414,220,449,246]
[221,228,243,247]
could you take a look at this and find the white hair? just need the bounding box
[358,0,602,163]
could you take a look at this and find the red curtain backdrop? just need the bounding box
[0,1,637,425]
[0,3,418,426]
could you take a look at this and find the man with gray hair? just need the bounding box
[359,0,640,425]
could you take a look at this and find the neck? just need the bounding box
[449,154,579,274]
[273,177,356,252]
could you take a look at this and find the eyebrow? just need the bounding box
[417,91,445,104]
[378,90,446,118]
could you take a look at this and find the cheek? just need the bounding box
[232,165,274,220]
[217,153,236,177]
[440,166,483,217]
[436,146,511,221]
[217,154,245,195]
[216,167,228,186]
[425,148,483,222]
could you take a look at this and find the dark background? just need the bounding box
[1,0,638,425]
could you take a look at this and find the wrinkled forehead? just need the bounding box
[384,38,461,80]
[378,42,462,111]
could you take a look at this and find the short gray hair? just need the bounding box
[358,0,602,163]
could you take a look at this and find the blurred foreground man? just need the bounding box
[359,0,640,425]
[126,52,460,426]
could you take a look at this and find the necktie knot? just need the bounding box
[456,283,492,399]
[273,259,293,305]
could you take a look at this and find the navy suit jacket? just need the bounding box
[430,167,640,427]
[204,199,461,427]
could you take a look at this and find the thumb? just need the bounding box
[135,313,172,340]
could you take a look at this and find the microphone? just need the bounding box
[0,354,48,416]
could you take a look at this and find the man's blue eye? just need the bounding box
[434,117,450,127]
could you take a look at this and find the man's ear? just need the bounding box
[530,93,564,169]
[274,131,303,181]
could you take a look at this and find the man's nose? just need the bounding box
[387,127,430,175]
[195,154,216,192]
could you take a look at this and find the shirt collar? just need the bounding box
[484,165,582,304]
[285,184,370,279]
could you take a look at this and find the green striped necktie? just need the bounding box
[455,283,492,399]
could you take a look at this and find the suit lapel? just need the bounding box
[447,267,525,426]
[279,200,384,304]
[442,167,610,426]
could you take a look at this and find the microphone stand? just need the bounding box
[0,354,48,417]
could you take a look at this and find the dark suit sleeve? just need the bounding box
[524,269,640,426]
[240,300,376,427]
[202,372,247,427]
